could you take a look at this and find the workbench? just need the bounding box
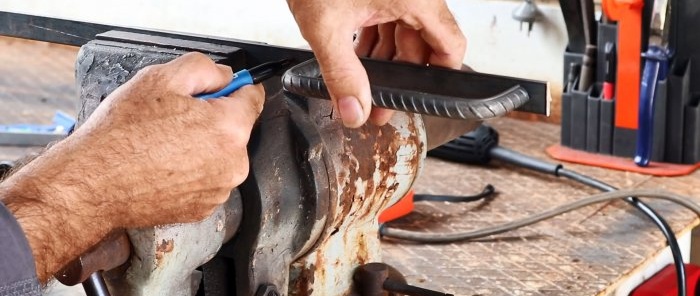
[2,36,699,296]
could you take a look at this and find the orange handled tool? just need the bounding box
[602,0,644,130]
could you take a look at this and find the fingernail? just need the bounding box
[338,96,364,127]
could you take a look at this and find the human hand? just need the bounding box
[68,52,264,227]
[1,52,264,281]
[287,0,466,127]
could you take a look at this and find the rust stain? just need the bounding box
[154,238,174,267]
[291,263,315,296]
[293,116,423,295]
[338,122,405,222]
[316,248,326,287]
[355,233,369,265]
[333,116,424,234]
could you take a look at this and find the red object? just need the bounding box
[546,144,700,176]
[602,0,644,129]
[378,190,414,223]
[603,82,615,100]
[631,264,700,296]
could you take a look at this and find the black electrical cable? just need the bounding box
[489,146,686,296]
[380,189,700,239]
[557,168,687,296]
[413,184,495,203]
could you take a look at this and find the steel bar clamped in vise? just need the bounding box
[282,58,550,120]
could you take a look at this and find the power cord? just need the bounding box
[379,125,691,296]
[413,184,495,203]
[380,189,700,241]
[492,146,687,296]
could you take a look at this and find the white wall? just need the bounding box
[0,0,568,95]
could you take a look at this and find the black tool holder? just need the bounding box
[560,0,700,164]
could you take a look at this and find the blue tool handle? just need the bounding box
[196,69,253,100]
[634,46,669,167]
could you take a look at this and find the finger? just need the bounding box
[394,26,430,64]
[405,3,466,69]
[369,26,429,126]
[227,84,265,120]
[355,26,379,57]
[209,84,266,135]
[163,52,234,95]
[368,108,395,126]
[369,23,397,60]
[311,30,372,128]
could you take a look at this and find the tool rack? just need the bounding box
[558,0,700,166]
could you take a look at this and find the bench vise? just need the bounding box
[69,30,435,295]
[59,28,545,295]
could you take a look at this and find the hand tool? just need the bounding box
[580,0,597,47]
[0,111,75,146]
[602,0,644,130]
[353,262,454,296]
[566,62,581,92]
[578,44,597,91]
[283,58,550,120]
[55,232,131,296]
[602,42,617,100]
[576,0,597,92]
[197,59,293,99]
[558,0,587,53]
[634,0,673,167]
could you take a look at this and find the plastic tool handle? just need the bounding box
[282,59,531,120]
[197,69,253,100]
[634,46,670,167]
[602,0,643,129]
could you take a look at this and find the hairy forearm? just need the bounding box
[0,140,110,283]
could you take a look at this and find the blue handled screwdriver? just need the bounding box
[634,0,672,167]
[197,58,293,99]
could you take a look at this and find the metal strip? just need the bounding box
[0,11,120,46]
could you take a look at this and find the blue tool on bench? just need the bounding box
[0,111,76,146]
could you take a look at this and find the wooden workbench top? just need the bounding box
[383,118,700,295]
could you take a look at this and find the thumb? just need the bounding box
[311,34,372,128]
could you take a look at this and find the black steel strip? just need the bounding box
[0,13,548,115]
[0,12,315,66]
[0,11,120,46]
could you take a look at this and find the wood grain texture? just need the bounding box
[0,37,78,160]
[383,118,700,295]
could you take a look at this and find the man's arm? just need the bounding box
[0,52,264,283]
[287,0,466,128]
